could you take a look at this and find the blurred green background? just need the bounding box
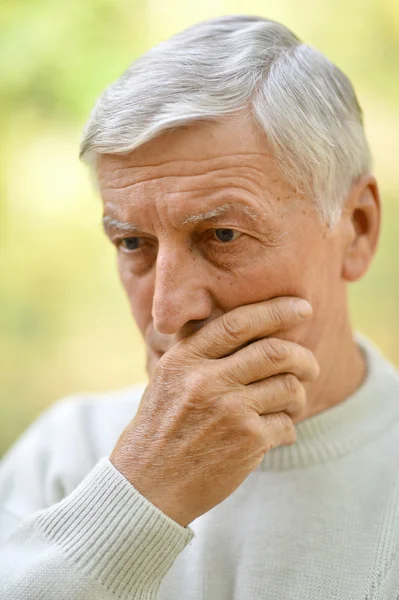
[0,0,398,457]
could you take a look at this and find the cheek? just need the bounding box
[217,243,338,352]
[217,253,311,308]
[118,259,154,336]
[271,247,345,352]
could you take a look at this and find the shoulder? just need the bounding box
[0,383,147,517]
[47,383,147,456]
[16,382,147,460]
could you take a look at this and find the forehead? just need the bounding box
[98,114,285,187]
[96,114,304,224]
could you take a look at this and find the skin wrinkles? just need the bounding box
[102,175,297,240]
[102,172,278,217]
[103,203,286,247]
[98,162,267,196]
[103,204,259,231]
[99,153,276,187]
[100,167,282,225]
[97,113,380,420]
[103,208,288,276]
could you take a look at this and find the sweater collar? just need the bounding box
[260,334,399,471]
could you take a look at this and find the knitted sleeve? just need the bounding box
[0,459,194,599]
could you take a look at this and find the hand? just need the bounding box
[110,297,319,527]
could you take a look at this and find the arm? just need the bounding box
[0,398,194,599]
[0,459,194,600]
[0,297,316,598]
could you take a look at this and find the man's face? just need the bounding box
[98,113,349,377]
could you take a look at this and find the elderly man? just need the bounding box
[1,14,398,600]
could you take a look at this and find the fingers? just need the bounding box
[179,297,312,360]
[243,374,307,423]
[255,411,297,453]
[220,337,320,386]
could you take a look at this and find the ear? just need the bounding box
[342,174,381,282]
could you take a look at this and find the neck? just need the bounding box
[301,317,367,422]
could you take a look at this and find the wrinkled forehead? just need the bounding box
[95,115,305,220]
[96,114,282,184]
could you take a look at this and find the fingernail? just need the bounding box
[293,299,313,318]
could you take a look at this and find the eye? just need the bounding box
[121,237,141,251]
[213,229,242,243]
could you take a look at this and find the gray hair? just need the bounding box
[80,15,372,224]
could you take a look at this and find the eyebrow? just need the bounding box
[181,203,260,224]
[102,216,140,233]
[102,203,261,233]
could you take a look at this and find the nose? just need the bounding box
[151,246,213,335]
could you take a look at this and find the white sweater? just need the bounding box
[0,335,399,599]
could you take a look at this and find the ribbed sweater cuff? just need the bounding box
[33,458,195,599]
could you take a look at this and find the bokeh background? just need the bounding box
[1,0,398,457]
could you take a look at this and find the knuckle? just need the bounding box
[275,412,296,445]
[240,417,262,442]
[278,375,307,420]
[217,394,241,417]
[251,342,269,365]
[267,303,287,329]
[221,311,248,341]
[262,337,290,366]
[184,368,211,395]
[276,410,293,431]
[281,373,301,399]
[295,384,307,412]
[259,412,295,453]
